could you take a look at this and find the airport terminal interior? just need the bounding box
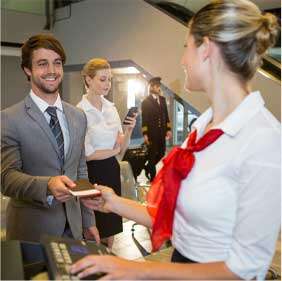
[1,0,281,280]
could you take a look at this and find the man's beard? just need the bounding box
[32,76,61,94]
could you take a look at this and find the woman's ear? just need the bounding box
[201,36,212,62]
[85,75,92,86]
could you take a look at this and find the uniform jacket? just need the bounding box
[141,94,171,159]
[1,95,95,242]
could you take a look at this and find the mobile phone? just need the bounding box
[123,107,138,125]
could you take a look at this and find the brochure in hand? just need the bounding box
[69,179,101,198]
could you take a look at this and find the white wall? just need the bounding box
[253,71,281,119]
[1,56,30,109]
[1,9,47,43]
[54,0,280,120]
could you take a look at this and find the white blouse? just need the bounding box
[77,95,122,157]
[172,91,281,280]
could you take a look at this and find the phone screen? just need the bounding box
[123,107,138,124]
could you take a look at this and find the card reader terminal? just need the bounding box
[41,235,112,280]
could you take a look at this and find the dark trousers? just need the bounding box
[171,249,197,263]
[145,140,165,181]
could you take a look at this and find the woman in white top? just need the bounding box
[72,0,280,279]
[77,58,136,248]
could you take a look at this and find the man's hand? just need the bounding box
[166,130,172,140]
[143,134,149,145]
[47,175,75,202]
[83,226,100,244]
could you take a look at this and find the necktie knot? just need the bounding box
[46,106,58,118]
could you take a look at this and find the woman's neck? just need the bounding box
[87,91,103,111]
[207,77,249,129]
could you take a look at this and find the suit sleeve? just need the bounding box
[77,112,96,228]
[164,97,171,132]
[1,110,50,208]
[141,100,149,136]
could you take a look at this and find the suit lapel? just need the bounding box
[24,95,61,160]
[62,102,74,162]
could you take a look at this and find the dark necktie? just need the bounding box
[46,106,64,164]
[147,129,224,251]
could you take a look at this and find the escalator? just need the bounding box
[147,0,281,81]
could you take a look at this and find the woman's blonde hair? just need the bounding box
[82,58,111,87]
[190,0,279,81]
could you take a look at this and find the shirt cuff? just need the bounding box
[47,195,54,206]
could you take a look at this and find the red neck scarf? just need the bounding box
[147,129,224,251]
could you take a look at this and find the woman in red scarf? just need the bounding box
[71,0,280,279]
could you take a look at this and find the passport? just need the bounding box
[69,179,101,198]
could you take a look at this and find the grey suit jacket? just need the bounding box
[1,95,95,242]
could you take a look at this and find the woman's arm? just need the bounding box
[111,194,152,228]
[70,255,240,280]
[143,260,240,280]
[118,115,137,159]
[81,185,152,228]
[118,128,131,159]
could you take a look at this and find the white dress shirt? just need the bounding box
[77,95,122,157]
[29,90,70,156]
[172,91,281,280]
[152,93,160,104]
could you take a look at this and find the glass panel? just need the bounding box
[173,100,184,145]
[268,48,281,63]
[187,111,198,133]
[1,0,46,15]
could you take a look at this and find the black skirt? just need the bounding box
[171,249,197,263]
[87,157,123,238]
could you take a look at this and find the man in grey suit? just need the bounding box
[1,34,100,243]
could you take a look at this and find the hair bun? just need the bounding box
[256,12,279,55]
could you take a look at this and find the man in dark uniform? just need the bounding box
[141,77,172,181]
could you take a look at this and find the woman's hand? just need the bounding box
[70,255,146,280]
[80,185,116,213]
[123,113,137,132]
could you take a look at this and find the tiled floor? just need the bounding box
[112,219,152,259]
